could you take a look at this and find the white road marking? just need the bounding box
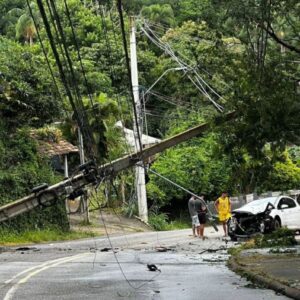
[4,255,77,285]
[3,252,90,300]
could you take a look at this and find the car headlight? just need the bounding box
[229,217,237,230]
[260,221,265,233]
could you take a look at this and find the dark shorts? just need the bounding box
[198,213,206,225]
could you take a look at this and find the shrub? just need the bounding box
[148,212,169,231]
[0,125,66,231]
[254,228,297,248]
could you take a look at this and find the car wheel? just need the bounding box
[274,217,281,230]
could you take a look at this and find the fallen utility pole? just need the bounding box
[0,111,236,223]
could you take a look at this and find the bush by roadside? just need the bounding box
[148,212,189,231]
[0,227,96,246]
[228,228,297,256]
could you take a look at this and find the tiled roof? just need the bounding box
[37,139,79,156]
[30,132,79,157]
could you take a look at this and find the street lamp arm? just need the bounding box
[144,67,187,96]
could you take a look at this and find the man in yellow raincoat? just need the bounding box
[214,192,231,237]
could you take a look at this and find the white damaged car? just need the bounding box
[228,195,300,241]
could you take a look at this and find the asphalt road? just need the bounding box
[0,228,289,300]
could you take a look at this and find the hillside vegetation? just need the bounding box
[0,0,299,231]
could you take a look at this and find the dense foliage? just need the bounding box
[0,0,299,229]
[0,123,59,204]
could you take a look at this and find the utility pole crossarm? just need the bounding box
[0,111,236,223]
[0,174,88,223]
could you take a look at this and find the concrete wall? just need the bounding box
[207,189,300,214]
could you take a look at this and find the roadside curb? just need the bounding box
[228,256,300,300]
[0,247,9,253]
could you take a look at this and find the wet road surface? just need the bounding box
[0,228,290,299]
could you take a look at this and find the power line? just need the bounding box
[140,20,224,112]
[26,0,61,101]
[47,0,98,160]
[62,0,95,108]
[143,166,218,232]
[147,91,195,113]
[44,0,70,76]
[143,112,189,120]
[96,1,133,156]
[94,180,161,292]
[116,0,143,154]
[105,0,139,155]
[36,0,95,160]
[145,20,170,31]
[46,0,83,109]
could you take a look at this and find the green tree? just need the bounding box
[141,4,176,27]
[0,0,24,38]
[0,122,60,205]
[16,2,37,45]
[0,37,63,129]
[7,1,40,45]
[147,112,233,207]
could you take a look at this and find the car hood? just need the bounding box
[233,197,277,215]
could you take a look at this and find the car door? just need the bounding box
[294,196,300,229]
[276,197,299,228]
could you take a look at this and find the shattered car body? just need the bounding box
[228,195,300,241]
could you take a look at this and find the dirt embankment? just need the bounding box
[69,209,152,236]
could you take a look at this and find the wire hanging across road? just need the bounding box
[93,179,162,292]
[140,164,219,232]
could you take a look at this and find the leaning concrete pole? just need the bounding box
[130,16,148,222]
[0,112,236,223]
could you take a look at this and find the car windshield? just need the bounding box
[238,197,277,210]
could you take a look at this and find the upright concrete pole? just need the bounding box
[130,16,148,222]
[78,127,85,165]
[78,127,89,223]
[64,155,69,178]
[63,154,70,216]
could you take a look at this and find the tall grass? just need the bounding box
[0,228,96,246]
[148,213,190,231]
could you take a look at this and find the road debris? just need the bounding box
[15,247,38,252]
[199,245,227,254]
[203,256,229,262]
[100,247,111,252]
[147,264,161,272]
[269,248,297,254]
[155,246,173,252]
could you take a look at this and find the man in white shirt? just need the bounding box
[188,196,199,237]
